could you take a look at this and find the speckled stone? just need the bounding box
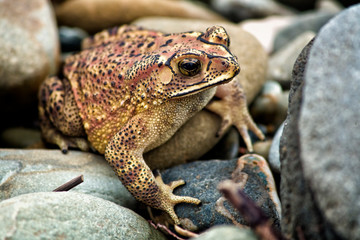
[0,192,166,240]
[160,156,280,232]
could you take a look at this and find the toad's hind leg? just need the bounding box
[38,76,89,153]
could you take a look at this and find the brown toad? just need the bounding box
[38,25,264,224]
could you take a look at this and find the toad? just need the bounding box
[38,25,264,224]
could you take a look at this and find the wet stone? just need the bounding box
[160,156,280,232]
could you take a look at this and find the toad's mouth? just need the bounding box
[171,67,240,98]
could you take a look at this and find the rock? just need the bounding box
[317,0,344,13]
[0,149,136,209]
[59,26,89,52]
[210,0,295,22]
[191,225,257,240]
[273,11,336,52]
[0,128,41,148]
[253,139,272,159]
[268,31,316,85]
[160,155,281,232]
[54,0,224,34]
[268,123,283,173]
[134,17,268,169]
[276,0,315,11]
[281,5,360,238]
[299,4,360,239]
[145,111,221,170]
[240,15,294,53]
[0,192,166,240]
[280,39,335,240]
[200,127,240,160]
[250,80,288,129]
[337,0,359,7]
[0,0,60,129]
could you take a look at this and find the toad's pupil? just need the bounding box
[183,61,198,70]
[179,58,201,76]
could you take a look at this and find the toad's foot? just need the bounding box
[154,172,201,225]
[207,81,265,152]
[41,126,89,153]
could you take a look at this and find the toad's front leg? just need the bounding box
[104,112,200,225]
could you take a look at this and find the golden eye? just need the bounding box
[178,58,201,76]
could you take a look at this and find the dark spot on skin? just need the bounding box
[181,34,186,38]
[137,43,144,48]
[111,81,115,87]
[160,39,173,48]
[147,42,154,48]
[108,69,112,74]
[119,41,125,47]
[118,74,122,80]
[158,62,163,67]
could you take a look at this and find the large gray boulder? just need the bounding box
[281,4,360,239]
[299,4,360,239]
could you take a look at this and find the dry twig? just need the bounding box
[53,175,84,192]
[218,180,286,240]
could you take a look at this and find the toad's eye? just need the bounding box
[178,58,201,76]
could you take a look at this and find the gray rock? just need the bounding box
[268,31,315,84]
[268,123,283,173]
[299,4,360,239]
[0,149,136,209]
[161,156,281,232]
[338,0,359,7]
[0,192,166,240]
[59,26,89,52]
[273,11,336,52]
[280,5,360,239]
[276,0,315,11]
[211,0,295,22]
[280,39,339,240]
[191,225,257,240]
